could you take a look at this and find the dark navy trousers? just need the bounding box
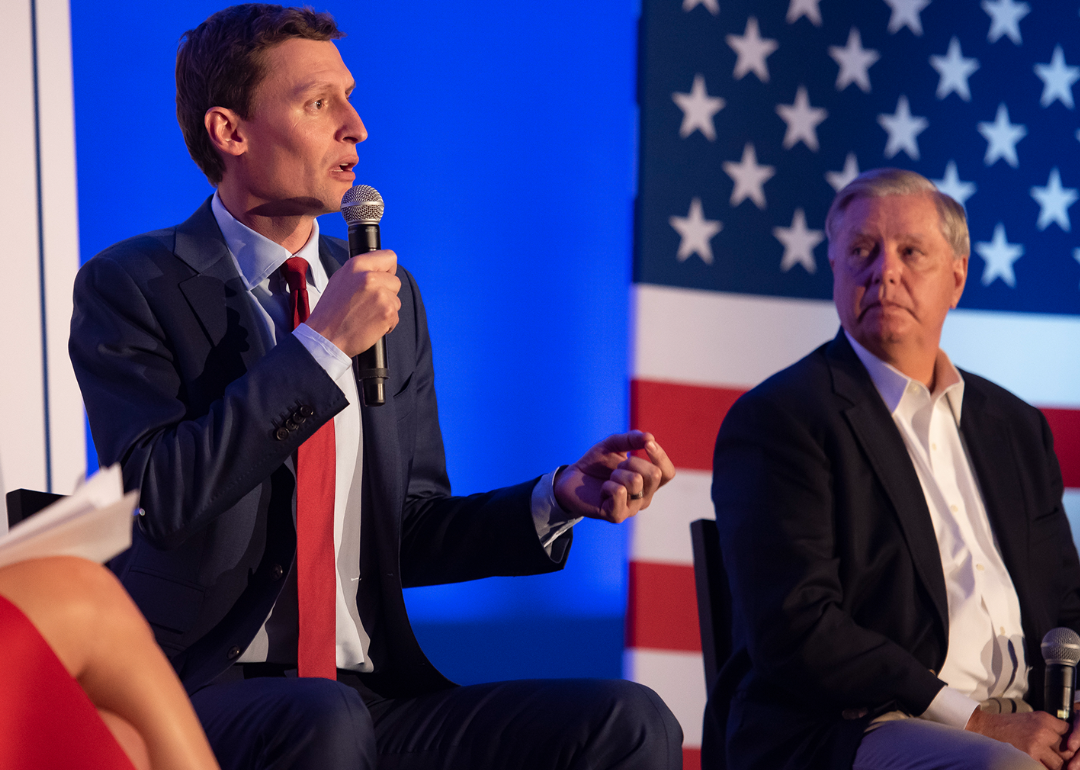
[190,670,683,770]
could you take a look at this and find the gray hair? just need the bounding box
[825,168,970,258]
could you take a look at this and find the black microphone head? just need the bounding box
[1042,627,1080,666]
[341,185,384,225]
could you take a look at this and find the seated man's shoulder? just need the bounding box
[960,369,1049,432]
[730,340,835,417]
[79,199,219,285]
[92,228,179,266]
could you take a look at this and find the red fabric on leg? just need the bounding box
[0,594,137,769]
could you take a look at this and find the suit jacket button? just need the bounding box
[227,646,242,660]
[274,427,290,441]
[285,418,300,431]
[299,405,314,417]
[292,410,307,424]
[271,564,284,580]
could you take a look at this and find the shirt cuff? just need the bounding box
[294,323,352,380]
[920,686,980,729]
[531,467,583,552]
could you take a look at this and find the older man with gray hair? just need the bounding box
[704,168,1080,770]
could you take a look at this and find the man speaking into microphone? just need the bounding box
[68,5,681,769]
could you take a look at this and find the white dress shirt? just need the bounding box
[847,331,1028,729]
[210,193,579,671]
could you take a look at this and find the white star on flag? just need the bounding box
[682,0,719,15]
[933,161,977,207]
[727,17,779,83]
[1030,168,1079,232]
[974,223,1024,287]
[1034,46,1080,109]
[978,103,1027,167]
[670,198,723,264]
[930,37,980,101]
[672,74,725,141]
[776,86,828,151]
[723,143,776,209]
[774,208,824,273]
[786,0,822,26]
[884,0,930,36]
[878,95,928,160]
[982,0,1029,45]
[829,28,880,93]
[826,153,861,192]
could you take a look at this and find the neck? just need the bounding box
[848,330,940,391]
[216,183,316,254]
[878,344,938,390]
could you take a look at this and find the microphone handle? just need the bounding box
[348,222,387,407]
[1045,663,1076,720]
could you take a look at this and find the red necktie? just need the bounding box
[280,256,337,679]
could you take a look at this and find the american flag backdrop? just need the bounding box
[625,1,1080,766]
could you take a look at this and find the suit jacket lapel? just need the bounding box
[319,234,347,278]
[174,198,268,371]
[317,232,403,632]
[959,379,1033,609]
[827,332,950,633]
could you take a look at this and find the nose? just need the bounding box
[871,245,902,288]
[342,101,368,145]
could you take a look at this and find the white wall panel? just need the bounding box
[0,0,85,532]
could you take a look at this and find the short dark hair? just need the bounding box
[176,4,343,185]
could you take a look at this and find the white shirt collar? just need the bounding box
[211,191,326,291]
[844,329,965,424]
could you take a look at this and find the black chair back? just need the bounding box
[6,489,64,529]
[690,518,732,690]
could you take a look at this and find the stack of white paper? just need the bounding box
[0,465,137,569]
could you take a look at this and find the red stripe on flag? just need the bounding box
[626,561,701,652]
[1042,408,1080,489]
[631,379,743,472]
[683,747,701,770]
[632,377,1080,487]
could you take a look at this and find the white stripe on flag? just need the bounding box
[624,648,706,747]
[1065,490,1080,537]
[634,284,1080,408]
[631,470,712,565]
[633,284,839,388]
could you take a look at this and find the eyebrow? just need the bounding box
[293,78,356,97]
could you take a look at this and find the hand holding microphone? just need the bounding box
[341,185,390,407]
[303,184,399,406]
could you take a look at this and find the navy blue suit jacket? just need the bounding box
[69,199,570,697]
[706,330,1080,770]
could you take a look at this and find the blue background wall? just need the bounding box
[71,1,639,682]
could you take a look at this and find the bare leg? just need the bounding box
[98,710,152,770]
[0,556,219,770]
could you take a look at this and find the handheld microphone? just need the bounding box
[1042,627,1080,720]
[340,184,388,407]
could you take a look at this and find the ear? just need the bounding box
[950,253,968,309]
[204,107,247,159]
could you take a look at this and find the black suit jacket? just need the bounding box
[705,330,1080,770]
[69,199,570,697]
